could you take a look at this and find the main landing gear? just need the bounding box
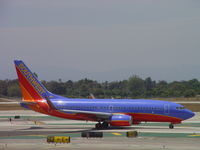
[95,121,109,129]
[169,123,174,129]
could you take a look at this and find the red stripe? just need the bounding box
[16,66,42,100]
[127,113,182,123]
[110,121,131,126]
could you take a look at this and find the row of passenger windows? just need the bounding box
[58,106,163,111]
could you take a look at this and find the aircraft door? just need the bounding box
[164,104,169,114]
[109,105,113,112]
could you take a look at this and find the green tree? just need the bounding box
[7,84,21,97]
[128,75,145,97]
[46,81,66,95]
[184,89,196,98]
[33,72,38,78]
[0,80,8,97]
[144,77,155,97]
[168,81,186,97]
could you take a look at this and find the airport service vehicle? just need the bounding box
[14,60,195,129]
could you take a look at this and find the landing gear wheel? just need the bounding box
[169,123,174,129]
[102,122,109,129]
[95,123,102,129]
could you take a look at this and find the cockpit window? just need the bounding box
[176,107,185,110]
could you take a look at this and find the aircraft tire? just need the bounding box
[169,123,174,129]
[95,123,102,129]
[102,122,109,128]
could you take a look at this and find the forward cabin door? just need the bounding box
[164,104,169,114]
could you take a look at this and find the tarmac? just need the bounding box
[0,110,200,150]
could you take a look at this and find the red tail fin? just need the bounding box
[14,60,49,102]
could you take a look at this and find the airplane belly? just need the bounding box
[128,113,182,123]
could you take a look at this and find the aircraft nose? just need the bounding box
[185,109,195,119]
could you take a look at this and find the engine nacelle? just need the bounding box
[109,115,132,126]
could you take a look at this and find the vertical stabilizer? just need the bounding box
[14,60,49,102]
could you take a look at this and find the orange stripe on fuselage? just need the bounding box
[16,66,42,101]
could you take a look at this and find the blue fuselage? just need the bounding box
[51,98,194,122]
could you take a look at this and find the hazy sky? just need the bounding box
[1,0,200,82]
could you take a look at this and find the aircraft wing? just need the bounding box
[60,109,112,119]
[45,97,112,120]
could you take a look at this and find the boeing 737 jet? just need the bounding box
[14,60,195,129]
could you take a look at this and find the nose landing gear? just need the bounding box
[169,123,174,129]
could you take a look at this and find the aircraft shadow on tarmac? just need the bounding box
[18,126,94,133]
[20,126,92,130]
[18,125,169,131]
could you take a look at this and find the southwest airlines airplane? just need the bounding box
[14,60,195,129]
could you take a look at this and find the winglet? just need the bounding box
[45,96,57,110]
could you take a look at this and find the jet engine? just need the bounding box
[109,115,132,126]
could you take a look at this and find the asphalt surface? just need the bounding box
[0,110,200,150]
